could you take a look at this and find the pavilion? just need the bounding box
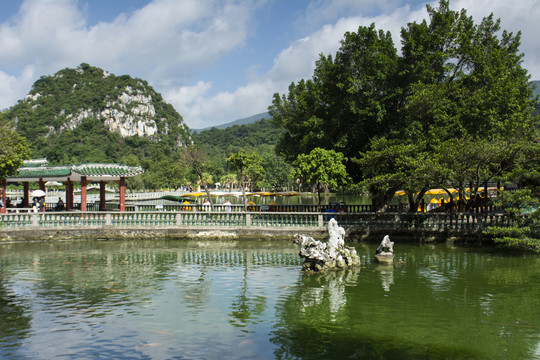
[1,159,144,212]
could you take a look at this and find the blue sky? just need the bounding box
[0,0,538,129]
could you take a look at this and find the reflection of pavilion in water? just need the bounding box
[3,247,303,268]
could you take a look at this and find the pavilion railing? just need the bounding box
[0,211,522,233]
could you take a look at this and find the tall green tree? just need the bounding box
[292,148,349,205]
[182,146,214,210]
[271,0,538,211]
[0,115,31,181]
[269,24,399,179]
[398,0,537,207]
[227,150,264,209]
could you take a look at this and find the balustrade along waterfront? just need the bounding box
[0,208,524,244]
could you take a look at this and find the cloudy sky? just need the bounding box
[0,0,539,129]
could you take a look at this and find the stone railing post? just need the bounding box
[176,213,182,226]
[318,214,323,228]
[246,214,251,227]
[32,214,39,227]
[106,213,112,226]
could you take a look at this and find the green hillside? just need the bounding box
[192,118,293,190]
[4,63,191,165]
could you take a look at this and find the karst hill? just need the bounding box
[4,63,191,165]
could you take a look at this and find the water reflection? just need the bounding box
[0,240,539,359]
[375,263,394,292]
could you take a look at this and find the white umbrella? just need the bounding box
[45,181,62,187]
[31,189,46,197]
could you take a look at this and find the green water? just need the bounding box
[1,239,539,359]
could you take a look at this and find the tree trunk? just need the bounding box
[241,174,248,211]
[195,164,214,210]
[371,187,399,212]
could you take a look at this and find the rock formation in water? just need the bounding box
[294,218,361,272]
[374,234,394,264]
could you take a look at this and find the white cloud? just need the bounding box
[166,80,275,129]
[0,66,36,110]
[0,0,538,129]
[171,3,428,128]
[0,0,255,109]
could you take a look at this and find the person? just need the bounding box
[38,197,46,212]
[0,197,4,209]
[55,197,64,211]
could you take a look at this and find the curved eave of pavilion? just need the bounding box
[72,164,144,182]
[6,164,144,183]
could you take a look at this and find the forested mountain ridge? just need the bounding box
[193,118,282,150]
[4,63,191,165]
[194,112,270,132]
[192,118,293,190]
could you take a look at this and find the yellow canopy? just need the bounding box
[247,191,275,196]
[180,192,206,197]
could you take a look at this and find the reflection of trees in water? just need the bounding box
[229,250,267,331]
[271,245,540,359]
[0,272,32,357]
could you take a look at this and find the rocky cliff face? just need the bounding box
[9,63,191,148]
[60,87,159,137]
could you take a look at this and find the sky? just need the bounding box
[0,0,539,129]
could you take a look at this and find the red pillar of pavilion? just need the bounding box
[80,176,87,212]
[66,179,73,210]
[23,182,29,207]
[119,177,126,212]
[100,181,106,211]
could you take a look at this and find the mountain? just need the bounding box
[194,112,270,133]
[5,63,191,164]
[533,80,540,97]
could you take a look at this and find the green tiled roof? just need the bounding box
[12,166,72,178]
[8,163,143,181]
[22,159,49,168]
[72,164,144,177]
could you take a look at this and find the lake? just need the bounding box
[1,239,539,359]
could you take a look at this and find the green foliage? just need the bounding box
[193,119,293,190]
[355,138,444,211]
[0,115,31,180]
[484,189,539,251]
[269,24,399,179]
[271,0,539,210]
[227,149,266,207]
[292,148,349,204]
[3,63,191,189]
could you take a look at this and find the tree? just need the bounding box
[269,24,400,179]
[182,146,214,210]
[0,115,31,181]
[355,138,444,212]
[292,148,349,205]
[397,0,537,208]
[271,0,538,211]
[220,173,238,192]
[227,150,264,209]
